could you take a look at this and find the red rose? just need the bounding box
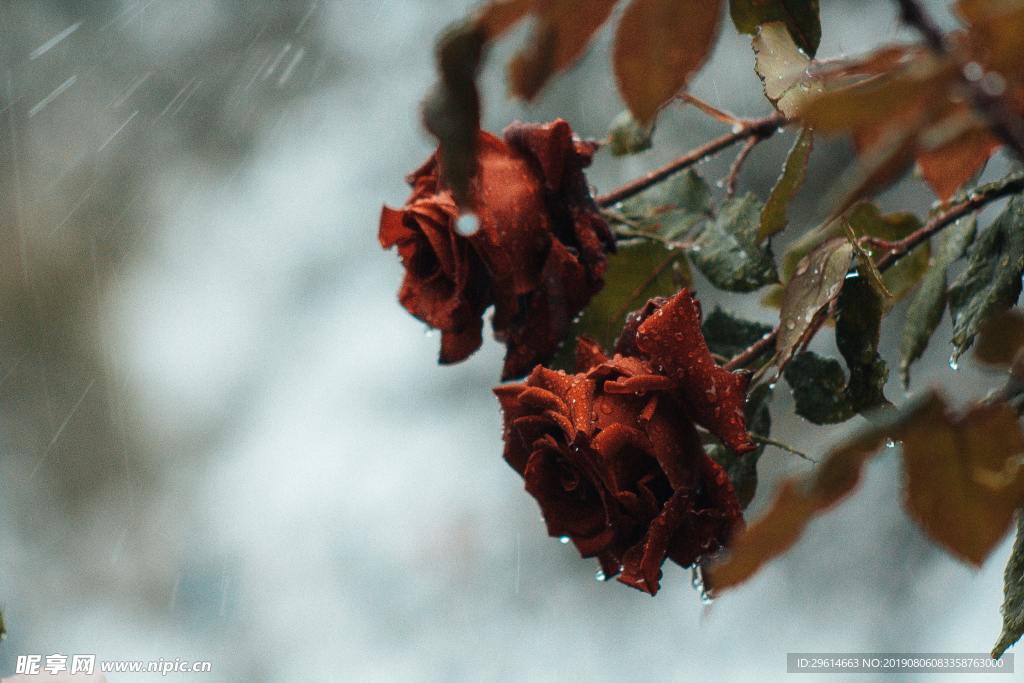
[380,119,614,380]
[494,289,750,594]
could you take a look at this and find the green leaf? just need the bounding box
[844,221,893,301]
[702,307,774,358]
[611,170,714,240]
[760,127,814,242]
[784,351,855,424]
[899,215,976,387]
[708,382,774,509]
[846,203,928,303]
[765,203,928,310]
[949,194,1024,360]
[730,0,821,56]
[776,238,854,366]
[783,277,889,424]
[607,110,654,156]
[618,169,714,219]
[836,276,889,413]
[993,515,1024,659]
[691,193,779,292]
[752,22,822,117]
[422,22,487,204]
[551,241,681,368]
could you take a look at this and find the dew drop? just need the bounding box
[981,72,1007,96]
[559,536,570,544]
[948,355,960,371]
[455,212,480,236]
[963,61,984,82]
[595,569,606,582]
[690,566,714,604]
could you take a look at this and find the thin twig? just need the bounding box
[596,113,788,207]
[894,0,1024,161]
[675,92,741,126]
[725,135,762,199]
[750,433,816,463]
[724,331,777,371]
[873,171,1024,269]
[723,171,1024,371]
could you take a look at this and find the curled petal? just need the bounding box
[618,489,691,595]
[634,289,756,453]
[603,374,675,395]
[574,336,608,373]
[517,386,570,415]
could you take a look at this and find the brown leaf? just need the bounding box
[476,0,532,39]
[509,0,618,100]
[705,391,1024,593]
[613,0,723,124]
[704,392,917,593]
[753,22,822,117]
[902,400,1024,566]
[422,23,487,205]
[976,310,1024,367]
[775,238,854,368]
[916,127,1000,203]
[798,57,952,134]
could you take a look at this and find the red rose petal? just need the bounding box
[574,336,608,372]
[634,289,756,454]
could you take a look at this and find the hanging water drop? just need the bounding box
[948,355,959,371]
[559,535,570,544]
[455,212,480,236]
[594,569,606,582]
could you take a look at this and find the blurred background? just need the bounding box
[0,1,1017,681]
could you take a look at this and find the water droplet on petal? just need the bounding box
[455,212,480,236]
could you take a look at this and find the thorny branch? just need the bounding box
[724,134,763,199]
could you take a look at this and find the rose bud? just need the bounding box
[494,330,744,595]
[379,119,614,380]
